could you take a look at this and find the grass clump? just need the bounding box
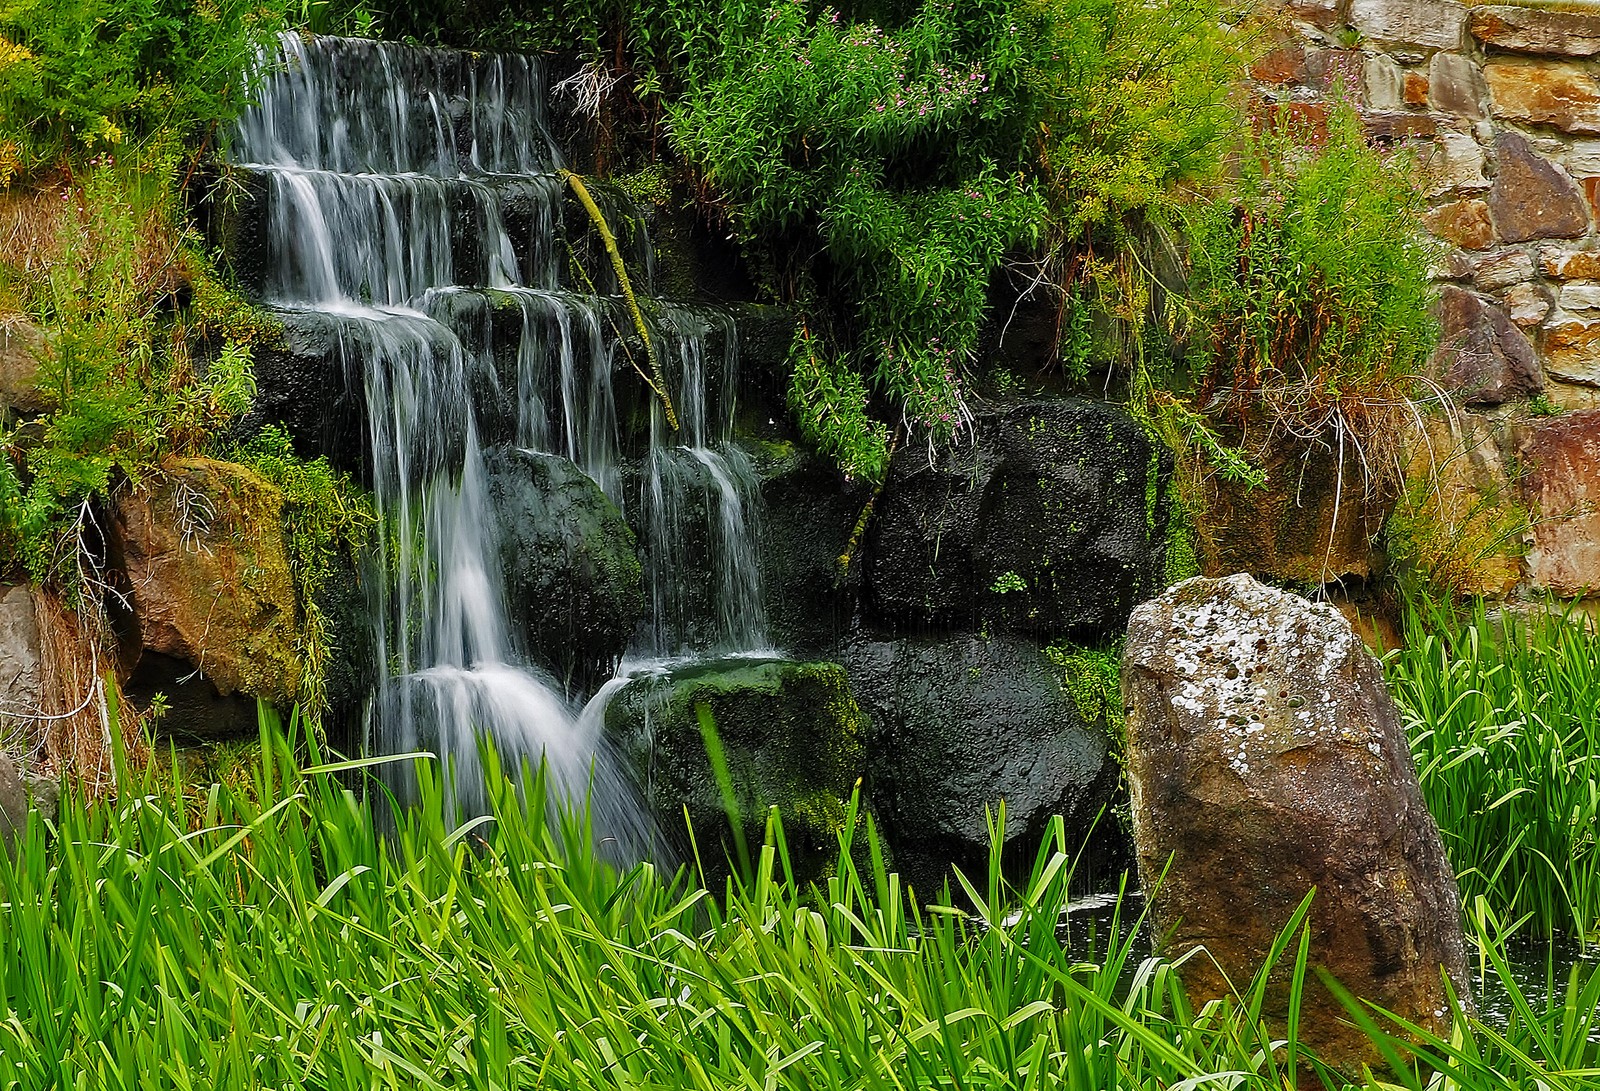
[1388,599,1600,944]
[2,709,1599,1088]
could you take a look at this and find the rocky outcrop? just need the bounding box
[845,631,1118,882]
[484,447,643,691]
[603,658,865,878]
[1518,409,1600,596]
[1122,575,1469,1071]
[865,399,1169,639]
[112,459,301,738]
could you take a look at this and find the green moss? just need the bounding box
[1046,642,1125,737]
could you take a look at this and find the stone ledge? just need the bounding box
[1471,5,1600,57]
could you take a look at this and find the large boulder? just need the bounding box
[0,585,43,743]
[0,752,56,857]
[865,399,1170,639]
[1122,575,1469,1071]
[484,446,643,691]
[844,631,1118,884]
[602,658,865,878]
[1518,409,1600,597]
[111,458,302,739]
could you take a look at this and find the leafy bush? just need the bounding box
[0,0,280,181]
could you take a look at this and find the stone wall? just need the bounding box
[1259,0,1600,599]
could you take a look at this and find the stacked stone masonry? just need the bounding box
[1263,0,1600,598]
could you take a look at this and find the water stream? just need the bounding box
[232,34,772,836]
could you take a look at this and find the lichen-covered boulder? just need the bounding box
[865,398,1169,639]
[484,447,643,691]
[602,658,865,877]
[844,631,1118,884]
[111,458,302,738]
[1122,574,1469,1071]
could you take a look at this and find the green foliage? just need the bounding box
[234,425,374,717]
[0,0,280,181]
[1179,105,1438,427]
[3,711,1598,1087]
[786,324,890,482]
[1388,599,1600,943]
[1046,640,1123,733]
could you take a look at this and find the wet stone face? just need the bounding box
[1122,574,1470,1073]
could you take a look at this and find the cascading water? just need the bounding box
[230,35,773,836]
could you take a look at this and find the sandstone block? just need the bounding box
[0,322,51,416]
[1400,415,1524,597]
[1287,0,1345,29]
[1518,411,1600,595]
[1432,285,1544,405]
[1253,45,1308,86]
[1542,319,1600,386]
[1429,52,1487,118]
[1424,131,1489,197]
[1569,140,1600,176]
[1473,247,1536,290]
[1351,0,1468,51]
[1487,132,1590,242]
[1123,575,1470,1072]
[1404,71,1430,106]
[1503,282,1552,327]
[1471,5,1600,57]
[1424,198,1494,250]
[1365,53,1406,110]
[1486,62,1600,135]
[1561,283,1600,311]
[1540,244,1600,279]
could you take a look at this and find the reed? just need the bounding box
[1,706,1596,1088]
[1388,599,1600,945]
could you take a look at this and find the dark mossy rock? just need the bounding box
[843,630,1119,888]
[864,398,1170,640]
[603,658,866,879]
[746,441,871,657]
[243,311,370,477]
[315,549,376,755]
[484,447,643,693]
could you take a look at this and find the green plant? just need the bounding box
[990,570,1026,594]
[2,706,1597,1087]
[1388,598,1600,943]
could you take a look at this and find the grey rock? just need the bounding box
[0,752,57,856]
[1432,285,1544,405]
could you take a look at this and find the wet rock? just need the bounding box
[0,752,56,857]
[1471,5,1600,57]
[1518,410,1600,596]
[865,398,1169,639]
[1423,199,1494,250]
[0,586,42,741]
[245,312,369,477]
[747,442,870,658]
[0,322,52,416]
[1122,575,1470,1072]
[484,447,642,692]
[1486,63,1600,136]
[603,658,865,878]
[844,631,1117,882]
[111,458,301,738]
[1432,286,1543,405]
[1350,0,1467,51]
[1487,132,1590,242]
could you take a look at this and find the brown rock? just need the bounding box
[1586,177,1600,224]
[1487,132,1589,242]
[1310,49,1368,97]
[1361,110,1438,141]
[1123,575,1470,1073]
[1434,249,1478,280]
[0,322,52,416]
[1429,52,1487,118]
[1424,199,1495,249]
[1288,0,1345,29]
[1471,5,1600,57]
[1403,71,1430,106]
[1540,244,1600,279]
[1350,0,1468,51]
[1432,285,1544,405]
[111,458,302,723]
[1503,282,1552,327]
[1486,62,1600,135]
[1253,45,1308,86]
[1518,411,1600,595]
[1542,320,1600,386]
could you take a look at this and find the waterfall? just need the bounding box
[231,35,772,834]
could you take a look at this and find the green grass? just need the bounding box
[2,708,1599,1088]
[1388,600,1600,945]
